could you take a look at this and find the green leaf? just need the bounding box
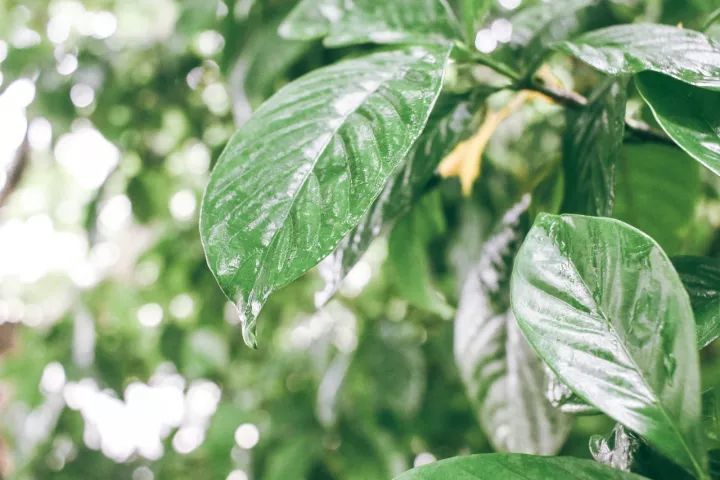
[459,0,491,44]
[562,77,627,216]
[491,0,609,76]
[278,0,340,41]
[454,196,571,454]
[388,192,453,318]
[557,24,720,89]
[243,17,312,107]
[613,144,701,255]
[200,45,451,347]
[673,257,720,349]
[394,453,650,479]
[703,388,720,446]
[636,72,720,176]
[279,0,461,47]
[545,367,600,415]
[315,94,483,307]
[322,0,461,47]
[510,214,706,477]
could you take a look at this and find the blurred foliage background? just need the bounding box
[0,0,718,479]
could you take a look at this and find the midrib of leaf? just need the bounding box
[538,225,705,478]
[242,53,448,345]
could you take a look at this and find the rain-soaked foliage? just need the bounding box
[1,0,719,479]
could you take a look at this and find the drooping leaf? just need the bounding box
[491,0,609,76]
[673,257,720,348]
[455,195,571,454]
[200,45,451,347]
[321,0,461,48]
[613,144,700,255]
[314,93,483,307]
[562,77,627,216]
[394,453,650,480]
[510,214,706,476]
[279,0,461,48]
[557,24,720,89]
[388,192,453,318]
[636,72,720,176]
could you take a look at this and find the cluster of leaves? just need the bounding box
[1,0,719,479]
[198,0,720,479]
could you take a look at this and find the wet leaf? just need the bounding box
[394,453,650,479]
[315,94,482,307]
[557,24,720,89]
[322,0,461,48]
[200,45,451,347]
[636,72,720,176]
[492,0,609,75]
[562,77,627,216]
[673,257,720,349]
[455,196,571,454]
[613,144,700,255]
[280,0,461,47]
[510,214,706,476]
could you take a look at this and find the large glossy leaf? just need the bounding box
[673,257,720,348]
[394,453,650,480]
[562,77,627,216]
[279,0,461,47]
[491,0,609,76]
[510,214,706,476]
[557,24,720,89]
[636,72,720,176]
[314,94,482,307]
[322,0,461,48]
[613,144,700,255]
[201,45,451,347]
[455,196,571,454]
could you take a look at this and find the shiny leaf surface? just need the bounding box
[492,0,608,75]
[394,453,650,480]
[510,214,706,476]
[636,72,720,176]
[201,46,451,347]
[557,24,720,89]
[673,257,720,348]
[279,0,461,47]
[455,196,571,454]
[562,77,627,216]
[314,94,482,307]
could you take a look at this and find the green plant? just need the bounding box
[199,0,720,478]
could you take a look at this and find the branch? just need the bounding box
[515,80,675,146]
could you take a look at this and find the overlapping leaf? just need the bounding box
[394,453,649,479]
[511,214,706,476]
[279,0,461,47]
[636,72,720,176]
[491,0,609,76]
[200,45,451,347]
[557,24,720,89]
[314,94,482,307]
[562,77,627,216]
[673,257,720,348]
[455,196,571,454]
